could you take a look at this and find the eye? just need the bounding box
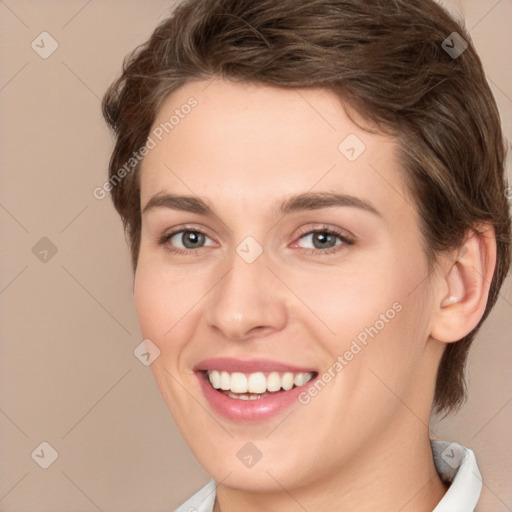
[159,228,216,254]
[158,225,354,257]
[293,226,354,256]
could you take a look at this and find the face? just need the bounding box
[134,79,442,492]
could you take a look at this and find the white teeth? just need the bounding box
[248,372,267,393]
[207,370,314,395]
[294,373,307,386]
[209,370,221,389]
[267,372,281,392]
[220,371,230,390]
[227,391,268,400]
[282,372,294,391]
[230,372,247,393]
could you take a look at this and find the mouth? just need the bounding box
[193,358,319,422]
[193,357,319,422]
[203,369,317,400]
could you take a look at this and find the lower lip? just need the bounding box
[196,372,316,423]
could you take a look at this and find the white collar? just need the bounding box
[431,440,482,511]
[175,440,482,512]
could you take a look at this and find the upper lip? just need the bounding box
[194,357,317,374]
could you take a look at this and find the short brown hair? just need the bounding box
[102,0,511,414]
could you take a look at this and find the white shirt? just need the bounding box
[175,440,482,512]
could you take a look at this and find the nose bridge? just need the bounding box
[205,241,287,340]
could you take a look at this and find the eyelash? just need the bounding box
[294,226,354,256]
[158,225,354,257]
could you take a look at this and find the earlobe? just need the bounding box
[430,225,496,343]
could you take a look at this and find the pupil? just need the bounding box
[184,232,203,248]
[314,233,334,249]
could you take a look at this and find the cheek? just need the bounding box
[285,260,405,344]
[336,275,433,417]
[133,265,167,339]
[132,260,202,413]
[308,251,430,376]
[133,259,199,347]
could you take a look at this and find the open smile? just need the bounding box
[194,358,319,422]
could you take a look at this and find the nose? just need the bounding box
[204,248,288,341]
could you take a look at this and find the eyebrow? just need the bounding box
[141,191,381,218]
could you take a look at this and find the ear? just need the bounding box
[430,224,497,343]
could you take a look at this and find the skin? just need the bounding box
[133,79,495,511]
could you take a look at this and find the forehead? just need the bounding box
[139,79,411,221]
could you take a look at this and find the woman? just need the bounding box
[101,0,511,510]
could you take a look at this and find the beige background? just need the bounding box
[0,0,510,510]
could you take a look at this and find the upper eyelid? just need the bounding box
[163,225,348,238]
[294,224,353,238]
